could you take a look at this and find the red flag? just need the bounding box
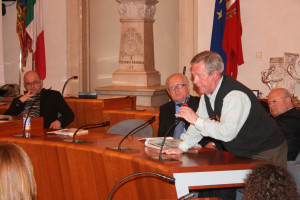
[26,0,46,80]
[222,0,244,79]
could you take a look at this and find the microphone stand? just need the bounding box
[126,96,134,110]
[62,121,110,143]
[61,76,78,97]
[107,116,155,152]
[153,97,190,162]
[107,171,175,200]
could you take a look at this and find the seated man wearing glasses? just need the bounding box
[158,73,200,139]
[4,71,74,129]
[268,88,300,161]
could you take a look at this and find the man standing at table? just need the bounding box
[268,88,300,161]
[4,71,74,129]
[164,51,287,167]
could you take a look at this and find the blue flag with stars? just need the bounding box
[210,0,227,70]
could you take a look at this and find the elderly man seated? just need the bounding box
[268,88,300,161]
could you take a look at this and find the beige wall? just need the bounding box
[2,0,300,98]
[197,0,300,98]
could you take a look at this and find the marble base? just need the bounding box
[95,85,169,107]
[112,71,161,86]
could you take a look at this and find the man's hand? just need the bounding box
[50,120,62,129]
[162,147,184,155]
[19,90,35,103]
[175,106,199,125]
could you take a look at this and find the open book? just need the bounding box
[144,137,181,150]
[47,128,88,136]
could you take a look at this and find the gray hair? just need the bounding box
[166,73,189,86]
[190,51,224,75]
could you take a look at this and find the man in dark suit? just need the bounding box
[158,73,200,138]
[268,88,300,161]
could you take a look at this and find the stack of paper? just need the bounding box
[144,137,181,150]
[47,128,88,136]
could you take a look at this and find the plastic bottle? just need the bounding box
[23,108,31,138]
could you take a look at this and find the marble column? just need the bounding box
[113,0,161,86]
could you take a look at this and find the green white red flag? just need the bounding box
[25,0,46,80]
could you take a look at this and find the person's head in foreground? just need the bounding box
[0,143,37,200]
[243,164,300,200]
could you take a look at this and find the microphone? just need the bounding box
[155,97,190,162]
[61,76,78,97]
[126,96,134,110]
[63,121,110,143]
[107,171,175,200]
[108,116,155,152]
[178,192,196,200]
[183,66,186,75]
[22,94,41,138]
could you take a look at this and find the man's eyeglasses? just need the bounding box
[24,81,40,87]
[268,97,288,105]
[167,83,187,92]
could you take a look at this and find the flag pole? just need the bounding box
[19,48,22,95]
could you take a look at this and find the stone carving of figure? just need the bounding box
[261,53,300,95]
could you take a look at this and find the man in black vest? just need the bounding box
[164,51,287,168]
[158,73,200,139]
[268,88,300,161]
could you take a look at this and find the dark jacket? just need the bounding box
[158,96,200,138]
[4,88,74,128]
[273,107,300,161]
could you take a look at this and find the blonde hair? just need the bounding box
[0,143,37,200]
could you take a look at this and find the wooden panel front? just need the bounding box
[65,97,136,129]
[0,130,268,200]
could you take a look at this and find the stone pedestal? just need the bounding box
[95,85,169,107]
[96,0,168,107]
[113,0,160,87]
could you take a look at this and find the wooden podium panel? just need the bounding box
[65,97,136,129]
[0,130,268,200]
[0,117,44,136]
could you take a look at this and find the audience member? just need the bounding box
[4,71,74,129]
[164,51,287,168]
[0,143,37,200]
[158,73,200,139]
[243,164,300,200]
[268,88,300,161]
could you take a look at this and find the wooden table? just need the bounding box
[0,120,267,199]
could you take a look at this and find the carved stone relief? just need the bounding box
[261,52,300,94]
[118,1,156,21]
[120,28,143,57]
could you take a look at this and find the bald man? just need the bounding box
[268,88,300,161]
[4,71,74,129]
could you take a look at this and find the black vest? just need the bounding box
[204,74,284,157]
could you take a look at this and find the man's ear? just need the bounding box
[212,70,220,80]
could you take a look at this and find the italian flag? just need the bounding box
[25,0,46,80]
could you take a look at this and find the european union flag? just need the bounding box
[210,0,227,71]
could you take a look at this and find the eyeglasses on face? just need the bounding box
[24,81,40,87]
[268,97,288,105]
[167,83,187,92]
